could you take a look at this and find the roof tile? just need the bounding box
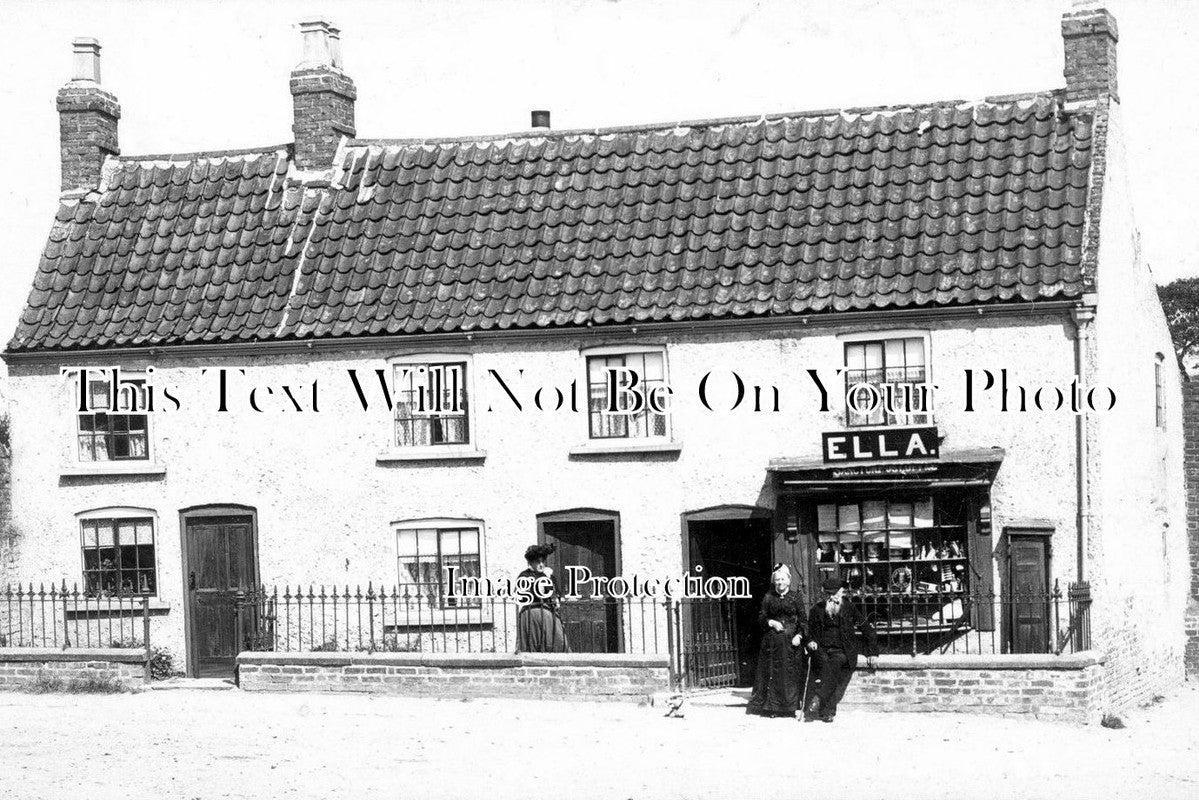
[9,96,1093,352]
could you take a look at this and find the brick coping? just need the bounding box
[873,650,1105,671]
[0,647,148,663]
[236,651,669,669]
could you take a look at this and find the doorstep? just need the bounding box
[651,688,748,708]
[149,678,237,691]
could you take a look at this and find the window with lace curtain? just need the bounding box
[843,337,932,427]
[393,360,470,447]
[586,350,670,440]
[395,522,482,608]
[76,375,150,461]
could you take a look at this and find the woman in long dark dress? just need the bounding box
[746,564,806,717]
[516,544,570,653]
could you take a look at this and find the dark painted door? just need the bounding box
[542,520,620,653]
[185,516,257,677]
[687,518,772,686]
[1006,535,1050,654]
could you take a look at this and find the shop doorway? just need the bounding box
[180,506,259,678]
[1004,533,1051,654]
[684,508,773,687]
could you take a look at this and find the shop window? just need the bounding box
[79,515,157,596]
[392,358,470,447]
[395,521,483,607]
[76,376,149,461]
[843,337,931,427]
[585,350,669,440]
[813,496,967,631]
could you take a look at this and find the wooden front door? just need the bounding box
[184,515,257,677]
[541,518,620,653]
[1005,534,1051,654]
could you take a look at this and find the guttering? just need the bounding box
[1070,302,1096,582]
[1,300,1081,366]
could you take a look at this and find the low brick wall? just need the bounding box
[0,648,147,690]
[237,651,670,701]
[840,651,1105,724]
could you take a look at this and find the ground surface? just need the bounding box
[2,682,1198,800]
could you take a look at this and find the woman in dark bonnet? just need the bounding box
[516,544,570,653]
[745,563,806,718]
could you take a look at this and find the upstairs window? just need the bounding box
[393,360,470,447]
[1155,353,1166,429]
[77,375,149,461]
[844,337,931,427]
[80,515,157,596]
[586,350,669,440]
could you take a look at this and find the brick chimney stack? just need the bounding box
[1061,3,1119,103]
[291,19,356,170]
[57,38,120,192]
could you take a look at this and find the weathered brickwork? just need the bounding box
[0,648,145,690]
[56,84,120,191]
[1098,597,1185,709]
[1182,382,1199,675]
[841,653,1106,725]
[238,652,669,701]
[291,68,355,170]
[1062,8,1119,103]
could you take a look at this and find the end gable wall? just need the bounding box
[1091,100,1188,708]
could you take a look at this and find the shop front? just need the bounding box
[770,437,1009,656]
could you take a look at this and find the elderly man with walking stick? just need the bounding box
[802,576,879,723]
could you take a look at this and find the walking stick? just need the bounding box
[800,645,811,715]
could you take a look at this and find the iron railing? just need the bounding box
[799,580,1092,657]
[237,584,671,657]
[3,579,1091,693]
[1,582,153,654]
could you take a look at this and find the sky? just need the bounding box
[0,0,1196,384]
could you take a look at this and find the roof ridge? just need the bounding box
[346,89,1064,150]
[115,144,291,163]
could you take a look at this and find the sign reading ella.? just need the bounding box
[822,426,940,463]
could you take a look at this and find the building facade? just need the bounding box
[0,8,1188,713]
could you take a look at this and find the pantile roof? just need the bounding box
[8,93,1094,353]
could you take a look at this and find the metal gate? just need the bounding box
[672,598,740,690]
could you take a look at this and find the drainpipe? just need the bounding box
[1070,303,1096,582]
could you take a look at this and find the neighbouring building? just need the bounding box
[0,7,1189,715]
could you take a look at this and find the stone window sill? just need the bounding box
[376,448,487,464]
[60,462,167,478]
[63,599,171,615]
[383,608,494,629]
[568,440,683,457]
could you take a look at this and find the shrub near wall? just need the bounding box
[0,444,12,586]
[0,648,147,691]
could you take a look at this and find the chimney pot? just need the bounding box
[328,25,344,70]
[298,18,334,69]
[531,109,551,129]
[71,37,101,83]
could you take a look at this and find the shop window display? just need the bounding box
[813,496,969,633]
